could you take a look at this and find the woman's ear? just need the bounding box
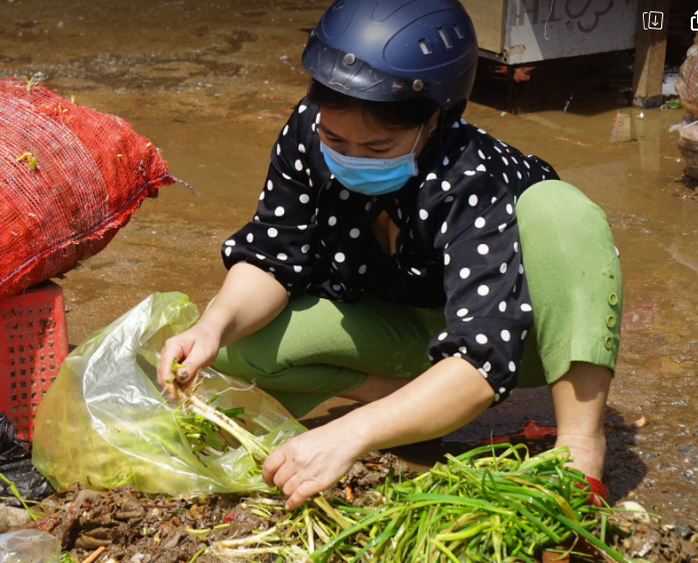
[428,108,442,137]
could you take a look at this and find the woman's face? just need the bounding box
[318,106,440,160]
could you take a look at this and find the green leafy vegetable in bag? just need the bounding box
[31,292,305,495]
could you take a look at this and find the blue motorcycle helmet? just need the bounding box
[302,0,479,111]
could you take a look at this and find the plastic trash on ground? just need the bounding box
[0,414,54,506]
[670,113,698,180]
[677,44,698,117]
[31,292,305,495]
[0,530,60,563]
[0,505,32,534]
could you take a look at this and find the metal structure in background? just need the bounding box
[464,0,670,110]
[464,0,639,64]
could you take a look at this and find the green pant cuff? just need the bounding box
[542,335,619,384]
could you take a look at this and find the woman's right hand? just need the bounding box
[156,322,222,400]
[155,262,290,400]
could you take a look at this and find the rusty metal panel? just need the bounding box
[503,0,639,64]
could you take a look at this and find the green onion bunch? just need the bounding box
[174,393,246,456]
[312,443,630,563]
[209,443,630,563]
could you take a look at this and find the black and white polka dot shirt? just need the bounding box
[222,98,559,405]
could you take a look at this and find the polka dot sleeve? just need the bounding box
[428,178,534,405]
[221,104,318,296]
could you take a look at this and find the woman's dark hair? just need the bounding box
[307,78,440,130]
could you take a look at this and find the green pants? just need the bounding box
[213,180,623,418]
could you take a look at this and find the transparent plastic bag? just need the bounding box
[0,530,60,563]
[31,292,305,494]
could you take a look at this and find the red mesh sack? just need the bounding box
[0,78,176,299]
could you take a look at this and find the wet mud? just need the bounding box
[1,0,697,543]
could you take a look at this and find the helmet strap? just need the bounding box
[415,99,468,173]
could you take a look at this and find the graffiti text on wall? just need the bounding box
[512,0,621,34]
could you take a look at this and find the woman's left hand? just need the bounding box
[262,423,364,510]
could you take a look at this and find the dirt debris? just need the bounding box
[607,512,698,563]
[30,484,248,563]
[342,451,406,489]
[330,451,408,508]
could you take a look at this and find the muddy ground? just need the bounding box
[1,0,697,546]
